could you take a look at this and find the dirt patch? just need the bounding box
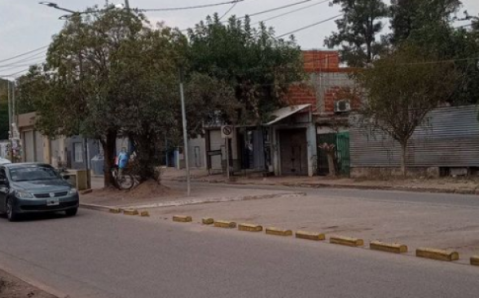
[0,270,56,298]
[88,181,183,200]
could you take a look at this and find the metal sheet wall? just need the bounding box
[350,105,479,168]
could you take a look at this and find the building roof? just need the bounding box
[265,104,311,126]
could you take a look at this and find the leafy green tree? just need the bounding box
[188,15,304,124]
[325,0,389,67]
[355,44,459,176]
[389,0,462,45]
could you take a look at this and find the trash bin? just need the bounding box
[91,154,105,176]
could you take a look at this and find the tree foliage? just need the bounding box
[355,44,459,175]
[325,0,389,67]
[188,15,305,124]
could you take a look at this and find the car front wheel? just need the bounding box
[6,198,18,222]
[65,208,78,217]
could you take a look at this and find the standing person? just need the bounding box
[118,147,129,179]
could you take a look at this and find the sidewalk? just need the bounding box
[165,169,479,195]
[81,179,304,210]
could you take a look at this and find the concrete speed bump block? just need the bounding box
[265,227,293,237]
[140,211,150,217]
[370,241,408,254]
[416,248,459,262]
[123,209,139,216]
[330,236,364,247]
[173,215,193,223]
[471,256,479,266]
[214,220,237,229]
[202,218,214,225]
[109,208,122,214]
[295,231,326,241]
[238,223,263,232]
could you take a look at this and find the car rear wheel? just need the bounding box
[6,198,18,222]
[65,208,78,217]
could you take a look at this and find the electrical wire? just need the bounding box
[277,14,342,38]
[219,2,239,21]
[0,45,48,64]
[252,0,329,26]
[139,0,244,12]
[0,52,47,68]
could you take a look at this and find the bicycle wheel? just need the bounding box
[118,174,135,190]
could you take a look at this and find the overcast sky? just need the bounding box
[1,0,479,78]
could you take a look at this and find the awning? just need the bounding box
[265,104,311,126]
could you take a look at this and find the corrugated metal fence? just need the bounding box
[350,105,479,168]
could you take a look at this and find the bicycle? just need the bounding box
[111,165,135,190]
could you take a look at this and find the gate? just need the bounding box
[317,132,350,176]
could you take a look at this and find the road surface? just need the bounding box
[1,204,479,298]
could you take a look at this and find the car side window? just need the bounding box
[0,168,6,184]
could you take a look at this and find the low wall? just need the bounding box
[351,167,440,178]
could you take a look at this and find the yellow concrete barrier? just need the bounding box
[140,211,150,217]
[173,215,193,223]
[109,208,121,214]
[214,220,237,229]
[330,236,364,247]
[471,256,479,266]
[295,231,325,241]
[416,248,459,262]
[238,223,263,232]
[265,227,293,237]
[123,209,139,216]
[202,218,215,225]
[370,241,408,254]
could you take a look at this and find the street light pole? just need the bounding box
[179,69,191,196]
[124,0,130,10]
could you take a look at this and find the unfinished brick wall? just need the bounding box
[286,84,317,110]
[302,51,340,73]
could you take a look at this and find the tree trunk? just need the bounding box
[400,140,408,177]
[327,152,336,177]
[102,130,117,188]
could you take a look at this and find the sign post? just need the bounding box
[221,126,233,180]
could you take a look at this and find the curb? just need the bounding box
[79,203,112,212]
[416,248,459,262]
[0,262,70,298]
[370,241,408,254]
[214,220,237,229]
[173,215,193,223]
[295,231,325,241]
[330,236,364,247]
[471,256,479,266]
[265,227,293,237]
[238,223,263,232]
[202,217,214,225]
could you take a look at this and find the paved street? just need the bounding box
[1,185,479,298]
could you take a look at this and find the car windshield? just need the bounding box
[9,166,61,182]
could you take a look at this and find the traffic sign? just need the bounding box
[221,125,234,139]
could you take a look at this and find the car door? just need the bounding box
[0,167,8,212]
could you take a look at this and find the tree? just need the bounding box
[355,44,459,176]
[389,0,462,46]
[0,79,10,140]
[325,0,389,67]
[188,15,305,124]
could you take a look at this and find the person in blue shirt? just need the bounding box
[118,147,129,178]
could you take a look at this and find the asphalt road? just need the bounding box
[183,181,479,208]
[1,207,479,298]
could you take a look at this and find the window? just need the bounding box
[74,143,83,163]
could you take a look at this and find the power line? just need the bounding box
[239,0,314,19]
[0,45,48,64]
[219,1,239,21]
[139,0,244,12]
[252,0,329,25]
[0,52,46,68]
[277,14,342,38]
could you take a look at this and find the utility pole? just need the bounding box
[7,80,12,161]
[179,69,191,196]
